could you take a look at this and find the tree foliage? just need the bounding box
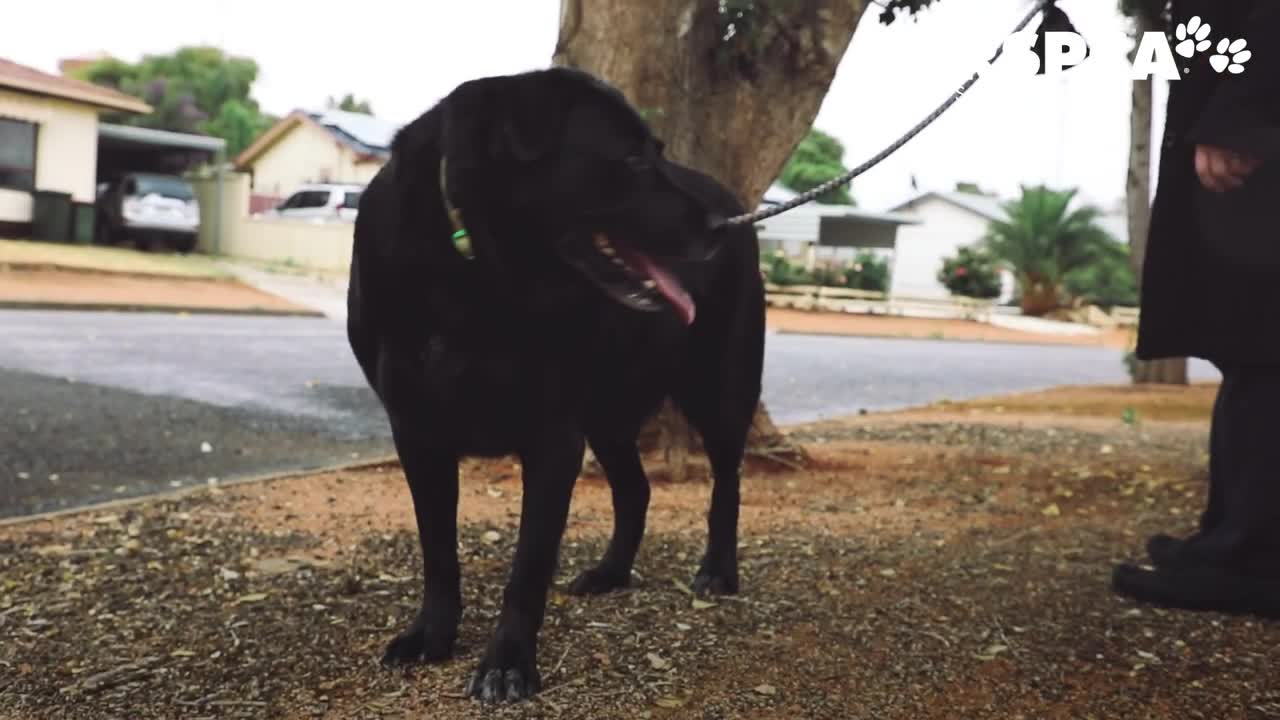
[327,94,374,114]
[1118,0,1169,26]
[981,185,1121,315]
[77,47,275,157]
[937,246,1003,299]
[1062,236,1139,308]
[779,129,855,205]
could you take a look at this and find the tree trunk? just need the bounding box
[1018,275,1061,317]
[1125,8,1188,386]
[555,0,869,473]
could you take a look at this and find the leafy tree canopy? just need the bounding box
[77,46,275,157]
[327,94,373,114]
[779,128,855,205]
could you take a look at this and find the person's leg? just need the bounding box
[1114,364,1280,617]
[1181,363,1280,574]
[1147,362,1234,565]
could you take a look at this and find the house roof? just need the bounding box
[99,122,226,153]
[234,108,401,169]
[888,190,1009,223]
[889,189,1129,245]
[0,57,151,114]
[759,184,919,226]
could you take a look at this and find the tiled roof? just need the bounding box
[0,57,150,114]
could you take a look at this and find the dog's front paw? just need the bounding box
[381,613,458,667]
[692,557,739,596]
[691,570,739,596]
[567,566,631,596]
[465,623,541,702]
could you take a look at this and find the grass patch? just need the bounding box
[0,239,230,279]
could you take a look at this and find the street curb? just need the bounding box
[0,455,401,528]
[0,261,233,281]
[770,327,1121,350]
[0,300,325,318]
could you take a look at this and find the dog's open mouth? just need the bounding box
[556,232,696,325]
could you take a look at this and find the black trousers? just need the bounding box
[1187,362,1280,576]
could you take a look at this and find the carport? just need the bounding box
[754,202,921,275]
[96,123,227,251]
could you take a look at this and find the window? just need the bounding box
[133,174,195,201]
[296,190,332,208]
[0,118,37,190]
[342,191,361,209]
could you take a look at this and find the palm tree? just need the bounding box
[982,185,1117,316]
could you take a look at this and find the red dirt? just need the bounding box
[765,307,1133,349]
[11,383,1278,720]
[0,267,314,315]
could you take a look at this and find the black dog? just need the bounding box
[346,67,764,702]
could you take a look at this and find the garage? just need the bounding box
[94,123,227,252]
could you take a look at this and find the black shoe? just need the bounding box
[1145,533,1193,567]
[1112,562,1280,619]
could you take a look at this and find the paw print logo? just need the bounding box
[1175,16,1213,58]
[1210,38,1251,74]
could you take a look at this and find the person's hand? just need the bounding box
[1195,144,1261,192]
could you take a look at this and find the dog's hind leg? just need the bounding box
[567,434,650,595]
[678,395,751,596]
[675,277,765,596]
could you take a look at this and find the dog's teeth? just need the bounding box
[600,246,616,257]
[642,280,657,289]
[611,257,625,266]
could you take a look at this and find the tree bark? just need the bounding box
[1125,8,1188,386]
[555,0,869,473]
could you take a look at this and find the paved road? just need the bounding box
[0,310,1218,518]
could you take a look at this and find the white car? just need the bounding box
[95,173,201,252]
[267,184,363,221]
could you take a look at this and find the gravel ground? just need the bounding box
[0,368,390,518]
[4,385,1277,720]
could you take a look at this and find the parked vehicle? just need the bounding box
[265,184,362,221]
[95,172,201,252]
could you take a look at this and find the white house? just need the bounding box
[0,56,150,238]
[234,108,400,212]
[886,190,1015,302]
[887,190,1129,303]
[754,184,920,274]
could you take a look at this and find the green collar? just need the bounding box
[438,157,474,260]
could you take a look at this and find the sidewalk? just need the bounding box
[0,240,319,316]
[218,261,349,320]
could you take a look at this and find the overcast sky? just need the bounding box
[4,0,1166,211]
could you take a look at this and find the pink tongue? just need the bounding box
[631,252,696,325]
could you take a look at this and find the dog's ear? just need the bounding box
[440,79,501,175]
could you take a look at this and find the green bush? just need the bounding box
[761,250,889,292]
[937,246,1003,299]
[1063,239,1139,309]
[845,251,890,292]
[762,251,811,286]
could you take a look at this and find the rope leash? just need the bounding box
[716,0,1055,229]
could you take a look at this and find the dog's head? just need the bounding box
[430,68,725,324]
